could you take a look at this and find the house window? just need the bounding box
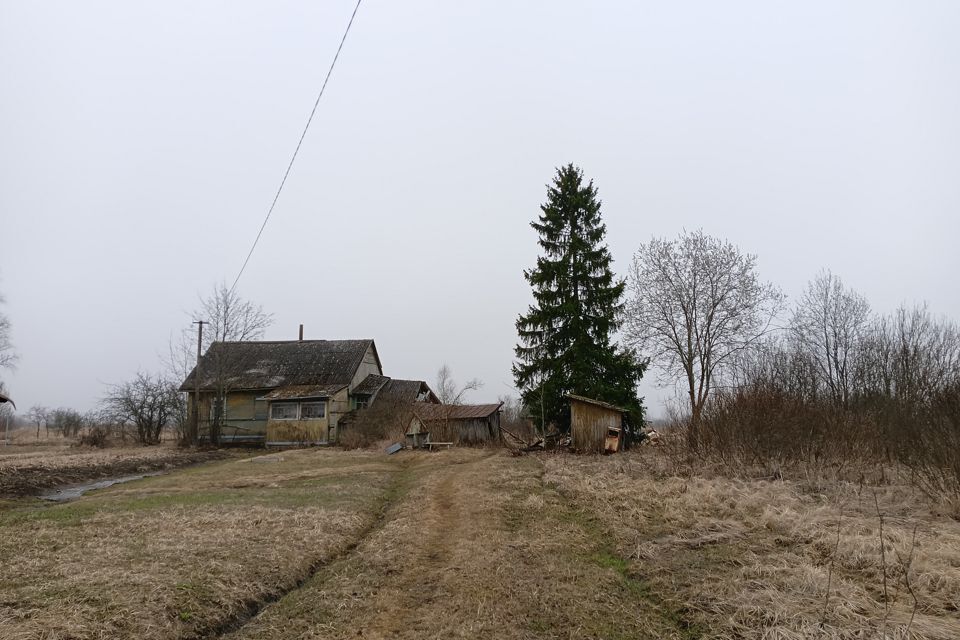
[270,402,298,420]
[352,396,369,410]
[300,401,326,420]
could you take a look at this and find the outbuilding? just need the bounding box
[407,403,503,447]
[567,394,625,454]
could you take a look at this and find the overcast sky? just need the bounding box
[2,1,958,417]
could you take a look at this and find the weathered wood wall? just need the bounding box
[425,415,499,446]
[570,400,621,453]
[327,387,350,441]
[349,344,383,388]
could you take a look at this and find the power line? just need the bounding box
[229,0,363,295]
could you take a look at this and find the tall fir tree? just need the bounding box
[513,164,646,432]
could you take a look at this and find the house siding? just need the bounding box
[327,387,351,441]
[266,417,328,443]
[349,344,383,389]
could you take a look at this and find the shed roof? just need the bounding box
[262,384,347,400]
[412,403,502,421]
[566,394,626,414]
[352,373,390,396]
[352,374,439,404]
[380,378,439,404]
[179,339,378,392]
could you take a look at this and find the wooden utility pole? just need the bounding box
[191,320,208,446]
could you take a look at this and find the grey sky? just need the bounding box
[2,1,958,416]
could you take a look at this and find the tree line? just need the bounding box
[512,165,958,498]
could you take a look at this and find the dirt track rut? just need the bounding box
[224,451,683,640]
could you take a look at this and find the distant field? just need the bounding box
[0,441,231,498]
[1,446,958,639]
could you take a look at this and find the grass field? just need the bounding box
[1,445,958,639]
[546,451,960,640]
[0,441,231,498]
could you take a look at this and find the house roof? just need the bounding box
[178,339,378,392]
[352,373,390,396]
[412,402,502,421]
[262,384,348,400]
[352,374,439,404]
[380,379,439,404]
[566,394,626,414]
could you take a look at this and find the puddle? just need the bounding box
[40,472,165,502]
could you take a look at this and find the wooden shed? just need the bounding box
[407,403,503,447]
[567,394,625,454]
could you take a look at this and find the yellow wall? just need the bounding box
[225,393,257,420]
[266,418,327,443]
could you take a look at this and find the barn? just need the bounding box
[567,394,625,454]
[407,403,503,447]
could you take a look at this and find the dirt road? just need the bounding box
[224,451,686,640]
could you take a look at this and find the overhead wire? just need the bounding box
[229,0,363,295]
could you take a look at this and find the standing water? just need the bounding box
[40,472,165,502]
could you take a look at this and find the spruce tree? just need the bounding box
[513,164,646,432]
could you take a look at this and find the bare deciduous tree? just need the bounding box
[163,328,196,443]
[789,271,871,408]
[197,283,273,349]
[624,230,783,444]
[0,288,16,376]
[49,407,84,437]
[27,405,48,440]
[103,372,179,445]
[192,283,273,445]
[857,304,960,405]
[435,364,483,405]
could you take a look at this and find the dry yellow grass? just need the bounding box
[7,441,955,639]
[0,441,231,497]
[544,449,960,639]
[226,449,687,640]
[0,448,398,639]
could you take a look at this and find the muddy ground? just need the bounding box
[0,444,233,498]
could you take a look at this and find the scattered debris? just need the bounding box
[639,429,662,446]
[384,443,403,455]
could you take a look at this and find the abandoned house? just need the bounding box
[406,403,503,447]
[179,338,434,446]
[568,394,625,454]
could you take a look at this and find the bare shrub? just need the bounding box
[76,425,110,448]
[685,301,960,505]
[103,373,180,445]
[339,398,412,449]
